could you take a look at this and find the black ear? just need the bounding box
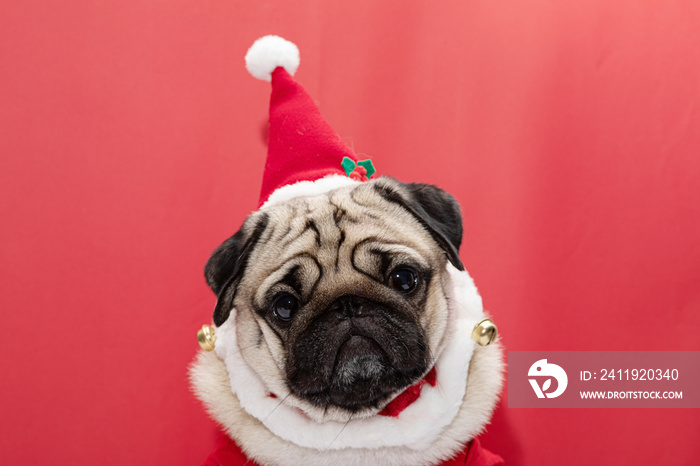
[374,179,465,270]
[204,212,269,326]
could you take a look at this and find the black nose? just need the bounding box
[328,295,367,319]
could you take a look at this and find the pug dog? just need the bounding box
[190,177,503,466]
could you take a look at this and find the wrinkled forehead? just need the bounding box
[248,183,444,280]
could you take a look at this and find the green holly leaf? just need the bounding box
[357,159,376,179]
[341,157,357,176]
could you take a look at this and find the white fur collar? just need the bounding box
[210,263,489,451]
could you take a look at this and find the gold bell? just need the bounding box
[471,318,498,346]
[197,324,217,351]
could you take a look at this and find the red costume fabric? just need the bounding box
[379,367,437,417]
[202,432,504,466]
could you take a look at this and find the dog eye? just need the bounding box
[272,294,299,321]
[389,268,418,292]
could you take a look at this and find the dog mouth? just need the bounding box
[287,314,429,412]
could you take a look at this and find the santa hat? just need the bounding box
[244,35,376,208]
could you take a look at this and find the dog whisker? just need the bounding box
[232,343,260,355]
[398,339,412,361]
[433,373,448,400]
[327,414,353,449]
[424,345,448,400]
[262,392,292,422]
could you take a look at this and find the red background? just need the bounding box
[1,1,698,464]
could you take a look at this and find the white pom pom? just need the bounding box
[245,35,300,82]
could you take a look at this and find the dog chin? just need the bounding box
[281,339,432,422]
[326,335,403,408]
[291,349,421,415]
[275,383,390,423]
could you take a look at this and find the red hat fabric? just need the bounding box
[245,35,375,207]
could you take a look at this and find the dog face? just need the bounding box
[204,177,466,421]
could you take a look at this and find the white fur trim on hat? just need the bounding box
[245,35,300,82]
[260,175,360,210]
